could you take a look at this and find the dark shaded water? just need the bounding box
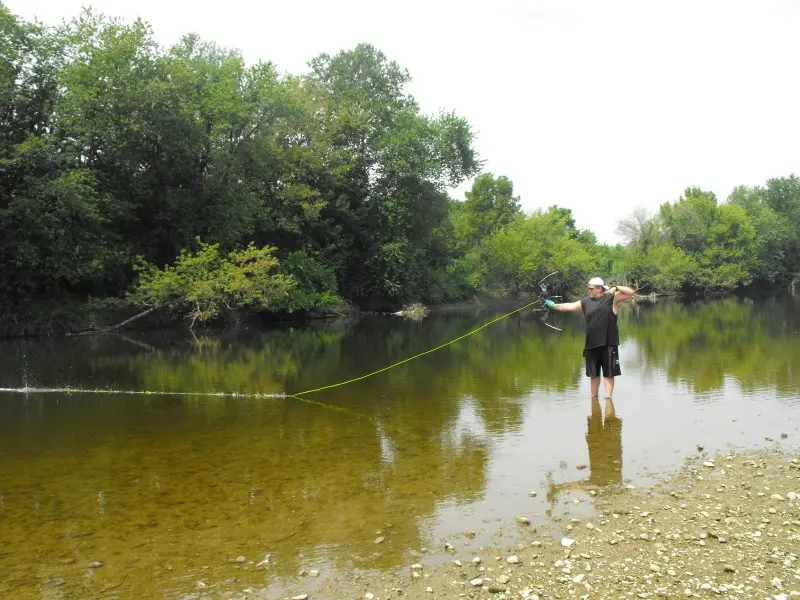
[0,295,798,598]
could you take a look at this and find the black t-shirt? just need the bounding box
[580,293,619,349]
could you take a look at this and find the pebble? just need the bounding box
[529,491,538,497]
[309,569,320,577]
[472,556,482,564]
[292,595,309,600]
[497,574,510,584]
[650,564,661,573]
[561,537,576,547]
[88,561,104,569]
[256,554,271,567]
[374,537,385,544]
[411,563,423,570]
[506,554,520,564]
[235,555,246,563]
[724,564,737,573]
[488,583,507,593]
[426,586,433,593]
[365,594,374,600]
[454,560,462,567]
[573,573,586,583]
[517,516,531,525]
[772,577,783,589]
[470,577,483,586]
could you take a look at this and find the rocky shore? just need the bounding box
[187,446,799,600]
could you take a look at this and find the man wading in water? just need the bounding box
[545,278,635,400]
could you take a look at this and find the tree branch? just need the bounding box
[68,308,156,336]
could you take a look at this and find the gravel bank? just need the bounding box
[188,447,800,600]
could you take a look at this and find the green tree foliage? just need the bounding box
[474,207,596,296]
[131,239,298,325]
[305,44,481,304]
[453,173,521,250]
[615,179,795,294]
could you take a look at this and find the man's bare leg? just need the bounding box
[603,376,615,399]
[590,377,601,397]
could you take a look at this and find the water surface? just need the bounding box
[0,295,798,598]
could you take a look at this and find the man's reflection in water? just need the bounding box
[547,396,622,503]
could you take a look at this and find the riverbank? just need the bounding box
[0,292,672,338]
[187,445,799,600]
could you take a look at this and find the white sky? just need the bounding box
[7,0,800,244]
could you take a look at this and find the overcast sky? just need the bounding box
[7,0,800,243]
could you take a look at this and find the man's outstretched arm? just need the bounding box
[545,299,582,312]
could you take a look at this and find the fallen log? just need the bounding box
[68,307,155,336]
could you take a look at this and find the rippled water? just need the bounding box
[0,295,798,598]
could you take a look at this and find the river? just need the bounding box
[0,295,798,599]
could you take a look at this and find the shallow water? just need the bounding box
[0,295,798,598]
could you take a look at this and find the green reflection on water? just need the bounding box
[622,295,797,394]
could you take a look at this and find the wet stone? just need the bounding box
[88,561,104,569]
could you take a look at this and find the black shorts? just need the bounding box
[584,345,621,378]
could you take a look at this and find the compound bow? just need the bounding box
[534,271,563,332]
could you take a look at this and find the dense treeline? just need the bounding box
[1,5,798,332]
[614,183,799,293]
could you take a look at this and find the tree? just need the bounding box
[728,185,793,284]
[763,175,800,279]
[131,239,298,326]
[696,204,756,290]
[615,207,662,252]
[456,173,521,248]
[479,209,596,296]
[305,43,481,305]
[659,187,718,254]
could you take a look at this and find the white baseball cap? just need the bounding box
[587,277,608,289]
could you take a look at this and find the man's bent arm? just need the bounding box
[610,285,635,303]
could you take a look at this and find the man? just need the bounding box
[544,277,635,399]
